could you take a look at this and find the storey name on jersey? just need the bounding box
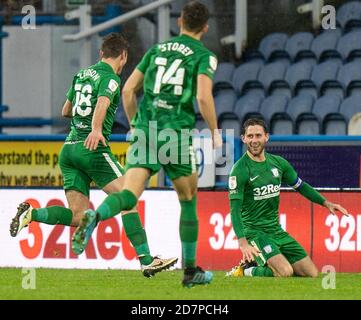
[133,34,217,131]
[158,42,194,56]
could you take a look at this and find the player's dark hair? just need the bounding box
[181,1,209,33]
[101,32,129,59]
[242,118,269,135]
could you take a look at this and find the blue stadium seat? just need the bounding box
[324,119,347,135]
[285,61,314,96]
[232,62,263,95]
[214,89,237,117]
[285,32,315,62]
[114,103,130,133]
[337,1,361,32]
[296,115,320,135]
[287,94,315,123]
[234,93,264,124]
[311,60,341,97]
[258,32,289,62]
[272,118,294,135]
[218,112,241,136]
[337,30,361,62]
[339,96,361,124]
[311,29,343,62]
[213,62,235,93]
[318,61,346,98]
[287,94,319,134]
[337,61,361,96]
[312,95,343,133]
[259,94,289,127]
[257,62,288,94]
[243,49,266,64]
[195,113,207,131]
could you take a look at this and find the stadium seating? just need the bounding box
[258,32,289,62]
[312,95,343,133]
[213,62,235,93]
[285,32,315,62]
[311,60,341,97]
[297,115,320,135]
[257,62,288,94]
[214,89,237,117]
[336,1,361,32]
[234,93,264,124]
[337,61,361,96]
[259,94,289,126]
[195,112,208,131]
[340,96,361,124]
[337,30,361,61]
[310,29,342,62]
[287,94,315,124]
[218,112,241,136]
[284,61,314,96]
[232,62,263,95]
[111,6,361,137]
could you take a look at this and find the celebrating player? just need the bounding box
[9,32,177,277]
[227,118,349,278]
[72,1,221,287]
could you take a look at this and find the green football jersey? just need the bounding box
[133,34,217,130]
[65,61,120,142]
[229,152,301,233]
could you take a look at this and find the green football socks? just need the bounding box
[248,266,274,277]
[32,207,73,226]
[179,196,198,268]
[97,189,137,221]
[122,212,152,265]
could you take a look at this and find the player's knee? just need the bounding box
[308,268,319,278]
[177,189,197,201]
[276,265,294,277]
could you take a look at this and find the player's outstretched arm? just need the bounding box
[323,200,349,216]
[296,182,349,216]
[84,96,110,151]
[122,69,144,124]
[282,157,349,217]
[197,74,222,149]
[61,99,73,118]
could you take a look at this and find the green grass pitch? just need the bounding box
[0,268,360,300]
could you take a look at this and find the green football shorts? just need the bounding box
[125,126,197,180]
[59,142,124,197]
[245,229,307,266]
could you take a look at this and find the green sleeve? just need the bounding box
[136,47,154,74]
[197,53,218,80]
[98,75,120,101]
[279,156,326,205]
[230,198,245,239]
[297,182,326,206]
[228,163,248,239]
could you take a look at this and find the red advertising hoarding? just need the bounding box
[197,191,361,272]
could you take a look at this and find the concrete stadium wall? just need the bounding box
[2,26,100,134]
